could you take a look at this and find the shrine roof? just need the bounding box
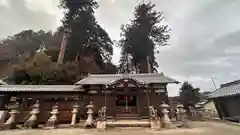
[0,85,82,92]
[76,73,179,85]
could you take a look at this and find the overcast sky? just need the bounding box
[1,0,240,96]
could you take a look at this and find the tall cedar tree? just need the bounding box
[118,2,170,73]
[179,82,201,109]
[59,0,113,70]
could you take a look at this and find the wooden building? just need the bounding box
[0,73,178,123]
[209,80,240,122]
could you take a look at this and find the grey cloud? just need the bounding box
[157,0,240,94]
[0,0,57,39]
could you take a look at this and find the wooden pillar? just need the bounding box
[137,92,140,115]
[112,92,116,120]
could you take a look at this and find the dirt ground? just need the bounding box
[0,121,239,135]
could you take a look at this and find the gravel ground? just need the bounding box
[0,121,239,135]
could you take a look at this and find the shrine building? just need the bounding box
[0,73,178,123]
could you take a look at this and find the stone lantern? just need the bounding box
[159,102,172,129]
[71,103,80,125]
[177,104,190,128]
[45,102,59,129]
[84,102,94,128]
[4,102,20,129]
[24,100,40,128]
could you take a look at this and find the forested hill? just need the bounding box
[0,29,63,78]
[0,29,117,84]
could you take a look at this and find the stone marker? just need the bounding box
[24,100,40,128]
[71,103,79,126]
[45,102,59,129]
[84,102,94,128]
[96,106,106,130]
[160,102,172,129]
[4,102,20,129]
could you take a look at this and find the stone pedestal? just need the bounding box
[4,102,20,129]
[45,103,59,129]
[24,100,40,128]
[160,102,172,129]
[96,121,106,130]
[84,102,94,128]
[71,103,79,125]
[150,120,161,131]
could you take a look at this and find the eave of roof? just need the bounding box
[75,73,179,85]
[0,85,83,92]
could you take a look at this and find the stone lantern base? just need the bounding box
[45,120,58,129]
[5,123,17,129]
[24,120,39,129]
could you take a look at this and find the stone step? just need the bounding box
[116,113,140,117]
[115,117,141,120]
[106,120,150,128]
[115,114,141,120]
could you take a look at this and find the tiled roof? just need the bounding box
[209,83,240,98]
[76,73,179,85]
[0,85,82,92]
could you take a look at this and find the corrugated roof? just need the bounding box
[209,83,240,98]
[0,85,82,92]
[76,73,179,85]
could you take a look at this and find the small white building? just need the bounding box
[0,80,7,85]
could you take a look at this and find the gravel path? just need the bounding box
[0,121,239,135]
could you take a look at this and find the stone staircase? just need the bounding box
[115,114,141,120]
[106,120,151,128]
[105,114,151,128]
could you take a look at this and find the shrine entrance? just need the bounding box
[105,77,147,118]
[116,95,137,114]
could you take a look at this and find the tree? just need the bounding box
[59,0,114,71]
[12,52,84,85]
[0,30,62,78]
[179,82,201,109]
[118,2,170,73]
